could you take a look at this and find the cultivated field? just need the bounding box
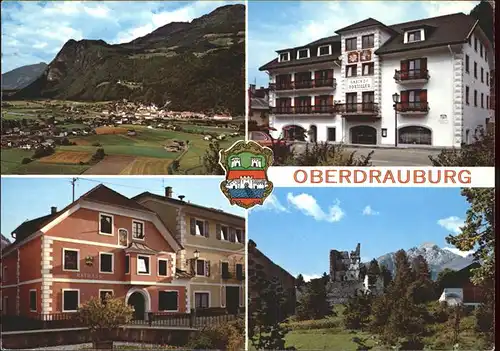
[120,157,173,175]
[83,155,135,175]
[94,126,129,135]
[39,151,93,164]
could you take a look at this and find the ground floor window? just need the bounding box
[398,126,432,145]
[350,125,377,145]
[99,290,113,304]
[194,292,209,309]
[29,289,37,312]
[327,127,336,142]
[62,290,79,312]
[159,291,178,311]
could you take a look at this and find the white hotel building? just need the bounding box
[259,13,494,147]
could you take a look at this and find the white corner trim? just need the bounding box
[296,48,311,60]
[98,213,115,236]
[62,248,80,272]
[317,44,332,56]
[62,288,80,312]
[99,252,114,274]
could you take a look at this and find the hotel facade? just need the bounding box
[1,185,245,320]
[259,13,494,147]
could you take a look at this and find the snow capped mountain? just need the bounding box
[375,242,474,280]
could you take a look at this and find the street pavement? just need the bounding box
[291,143,442,166]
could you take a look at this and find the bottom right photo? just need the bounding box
[247,188,494,351]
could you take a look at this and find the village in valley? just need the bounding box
[1,99,244,175]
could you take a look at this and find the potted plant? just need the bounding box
[77,294,134,349]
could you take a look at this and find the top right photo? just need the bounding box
[247,0,495,167]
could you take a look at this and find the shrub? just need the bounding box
[187,319,244,351]
[21,158,32,164]
[33,145,55,159]
[283,317,339,331]
[91,148,106,163]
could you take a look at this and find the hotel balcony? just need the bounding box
[336,103,379,117]
[270,78,337,92]
[394,69,430,84]
[271,105,337,116]
[396,101,429,115]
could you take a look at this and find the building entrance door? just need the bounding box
[350,125,377,145]
[226,286,240,314]
[128,292,145,320]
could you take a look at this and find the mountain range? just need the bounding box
[5,4,245,115]
[1,62,47,90]
[375,242,474,280]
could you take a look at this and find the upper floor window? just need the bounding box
[196,259,210,277]
[362,34,374,49]
[346,64,357,77]
[297,48,310,60]
[481,67,484,83]
[99,214,113,235]
[480,43,483,57]
[132,220,145,240]
[63,248,79,271]
[29,289,37,312]
[474,62,478,78]
[474,90,478,106]
[191,218,208,237]
[407,30,422,43]
[362,62,374,76]
[158,259,168,276]
[465,55,470,73]
[221,261,230,278]
[235,229,244,243]
[218,224,229,241]
[279,52,290,62]
[465,86,470,105]
[137,255,150,275]
[486,72,489,86]
[99,253,114,274]
[317,45,331,56]
[474,38,478,52]
[345,37,357,51]
[236,263,244,280]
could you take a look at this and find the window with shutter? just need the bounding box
[205,261,210,277]
[190,218,196,235]
[204,221,210,238]
[229,228,236,242]
[221,262,230,279]
[216,224,221,240]
[196,259,205,276]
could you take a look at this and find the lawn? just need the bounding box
[285,328,378,351]
[1,149,33,174]
[12,161,90,175]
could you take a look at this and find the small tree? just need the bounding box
[203,141,224,175]
[78,295,134,349]
[296,277,332,321]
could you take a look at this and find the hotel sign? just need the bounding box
[346,77,373,92]
[76,272,103,279]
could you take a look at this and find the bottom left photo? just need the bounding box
[0,177,246,350]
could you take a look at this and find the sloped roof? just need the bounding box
[11,213,58,242]
[335,17,392,34]
[251,97,269,110]
[125,242,158,254]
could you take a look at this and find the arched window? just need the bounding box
[399,126,432,145]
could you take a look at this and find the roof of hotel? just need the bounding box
[251,97,269,110]
[6,185,180,251]
[133,192,245,221]
[260,12,479,71]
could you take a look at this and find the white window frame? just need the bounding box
[125,254,131,275]
[196,258,206,277]
[193,291,211,309]
[99,252,114,274]
[278,52,290,62]
[158,258,168,277]
[405,29,425,43]
[99,289,114,302]
[117,228,129,246]
[137,254,151,275]
[296,48,310,60]
[62,248,80,272]
[99,213,114,236]
[62,289,80,313]
[220,225,229,241]
[29,289,37,312]
[159,290,179,312]
[317,45,332,57]
[132,220,145,241]
[235,229,243,243]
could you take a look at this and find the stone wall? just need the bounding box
[326,280,363,305]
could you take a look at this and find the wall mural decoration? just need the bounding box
[119,229,128,246]
[360,50,372,62]
[347,52,359,63]
[85,255,94,266]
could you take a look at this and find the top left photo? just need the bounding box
[1,1,246,176]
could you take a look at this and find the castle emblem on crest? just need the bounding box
[219,140,274,209]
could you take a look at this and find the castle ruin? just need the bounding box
[326,243,383,304]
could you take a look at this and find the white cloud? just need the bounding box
[443,247,474,258]
[301,274,321,282]
[251,194,289,213]
[248,0,479,86]
[437,216,465,234]
[287,193,345,222]
[362,205,379,216]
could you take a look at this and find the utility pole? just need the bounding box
[71,178,78,202]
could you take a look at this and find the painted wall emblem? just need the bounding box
[348,52,359,63]
[360,50,372,62]
[219,140,273,209]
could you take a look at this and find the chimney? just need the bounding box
[51,206,57,214]
[249,84,256,94]
[178,195,185,201]
[165,186,173,198]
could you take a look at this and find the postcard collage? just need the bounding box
[0,1,496,350]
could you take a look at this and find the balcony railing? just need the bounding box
[396,101,429,112]
[336,103,379,114]
[394,69,430,82]
[272,105,337,115]
[270,78,337,91]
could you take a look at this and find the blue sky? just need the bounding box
[249,187,472,281]
[1,0,242,73]
[248,0,480,87]
[1,177,245,241]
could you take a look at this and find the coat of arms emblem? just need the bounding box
[219,140,273,209]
